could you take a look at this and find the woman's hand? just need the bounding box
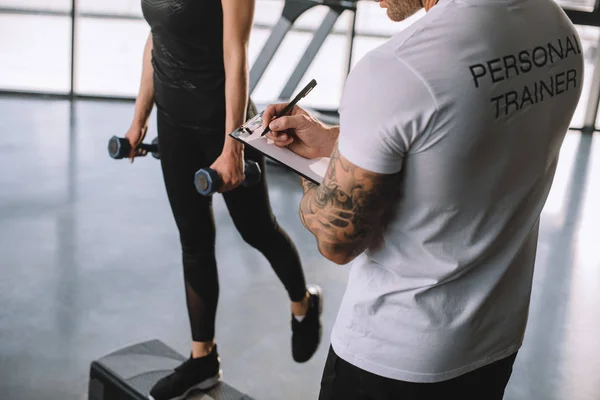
[125,123,149,162]
[210,140,245,192]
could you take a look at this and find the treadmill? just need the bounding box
[249,0,360,126]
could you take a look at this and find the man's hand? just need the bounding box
[261,103,338,159]
[209,142,245,192]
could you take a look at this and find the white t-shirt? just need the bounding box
[332,0,584,383]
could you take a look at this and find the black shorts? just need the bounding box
[319,345,517,400]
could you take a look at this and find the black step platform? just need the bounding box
[89,340,254,400]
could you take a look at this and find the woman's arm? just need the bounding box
[208,0,255,191]
[132,33,155,131]
[125,33,155,160]
[220,0,255,154]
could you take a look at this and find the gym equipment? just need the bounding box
[88,339,254,400]
[194,161,262,196]
[107,99,255,161]
[249,0,359,127]
[250,0,358,98]
[108,136,160,160]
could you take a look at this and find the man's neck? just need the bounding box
[422,0,438,11]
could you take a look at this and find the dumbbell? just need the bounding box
[194,161,261,196]
[107,136,160,159]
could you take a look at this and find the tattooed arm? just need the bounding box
[299,144,398,265]
[258,105,400,263]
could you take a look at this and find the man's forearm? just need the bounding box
[321,126,340,158]
[299,178,368,264]
[299,178,319,228]
[298,141,399,264]
[299,179,317,230]
[298,147,378,264]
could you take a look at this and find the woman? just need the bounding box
[126,1,323,399]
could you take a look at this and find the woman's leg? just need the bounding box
[221,147,307,302]
[156,112,220,352]
[150,113,223,400]
[220,146,323,362]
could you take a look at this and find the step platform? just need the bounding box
[89,339,254,400]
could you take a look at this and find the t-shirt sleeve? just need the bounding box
[337,50,438,175]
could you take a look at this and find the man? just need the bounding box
[261,0,584,398]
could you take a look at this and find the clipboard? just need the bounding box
[229,111,329,185]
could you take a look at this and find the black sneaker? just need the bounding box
[292,284,323,363]
[148,345,222,400]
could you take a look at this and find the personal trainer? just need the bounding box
[262,0,584,398]
[125,1,322,399]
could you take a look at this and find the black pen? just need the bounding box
[261,78,317,137]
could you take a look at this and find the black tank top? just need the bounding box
[142,0,225,131]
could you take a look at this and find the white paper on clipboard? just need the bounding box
[230,111,329,184]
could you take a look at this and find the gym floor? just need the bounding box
[1,95,600,400]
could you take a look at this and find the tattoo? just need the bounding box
[299,147,398,262]
[301,177,317,193]
[299,178,317,228]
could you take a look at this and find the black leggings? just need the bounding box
[157,110,307,342]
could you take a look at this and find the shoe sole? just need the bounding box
[148,369,222,400]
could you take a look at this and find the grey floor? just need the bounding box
[1,95,600,400]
